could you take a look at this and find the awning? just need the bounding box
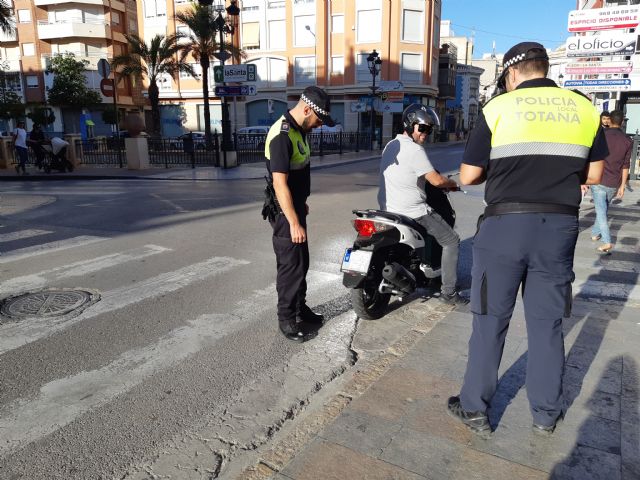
[242,22,260,48]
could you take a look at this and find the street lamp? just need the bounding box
[558,73,564,87]
[367,49,382,150]
[198,0,239,168]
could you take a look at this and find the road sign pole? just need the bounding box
[113,72,122,168]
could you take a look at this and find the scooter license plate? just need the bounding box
[341,248,372,273]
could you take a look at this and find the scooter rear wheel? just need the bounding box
[351,283,391,320]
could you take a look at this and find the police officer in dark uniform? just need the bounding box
[446,42,608,437]
[264,86,335,342]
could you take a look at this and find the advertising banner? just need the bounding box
[566,32,638,57]
[568,5,640,32]
[565,60,635,75]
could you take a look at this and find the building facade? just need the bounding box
[149,0,442,143]
[0,0,144,134]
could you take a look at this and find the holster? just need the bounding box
[261,176,282,222]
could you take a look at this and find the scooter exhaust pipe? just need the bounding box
[382,262,416,295]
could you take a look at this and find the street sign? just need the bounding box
[100,78,114,97]
[350,102,367,112]
[380,92,388,101]
[97,58,111,79]
[566,32,638,57]
[565,60,634,75]
[564,78,634,91]
[213,64,257,83]
[378,80,404,92]
[214,85,257,96]
[568,5,640,32]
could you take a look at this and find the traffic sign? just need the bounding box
[97,58,111,79]
[100,78,114,97]
[213,64,257,83]
[565,78,634,91]
[214,85,258,96]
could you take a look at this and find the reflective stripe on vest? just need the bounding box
[264,115,310,170]
[483,87,600,161]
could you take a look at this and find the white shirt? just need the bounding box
[51,137,69,155]
[13,128,27,148]
[377,134,435,219]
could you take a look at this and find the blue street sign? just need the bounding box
[214,85,258,97]
[565,79,631,87]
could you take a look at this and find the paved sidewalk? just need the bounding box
[0,141,465,182]
[239,182,640,480]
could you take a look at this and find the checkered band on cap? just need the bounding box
[301,93,329,117]
[504,53,526,68]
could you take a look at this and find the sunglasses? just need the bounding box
[417,124,433,134]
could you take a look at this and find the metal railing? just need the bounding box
[234,131,371,165]
[77,138,125,167]
[148,136,219,168]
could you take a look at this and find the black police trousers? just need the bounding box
[271,208,309,331]
[460,213,578,427]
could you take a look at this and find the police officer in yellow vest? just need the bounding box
[265,86,335,342]
[447,42,608,437]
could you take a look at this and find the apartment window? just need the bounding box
[144,0,166,18]
[402,9,423,42]
[433,15,440,51]
[331,56,344,76]
[180,63,201,79]
[356,0,381,43]
[401,53,422,84]
[294,56,315,85]
[17,9,31,23]
[294,15,315,47]
[242,22,260,49]
[176,24,191,41]
[26,75,39,88]
[22,43,35,56]
[331,15,344,34]
[129,19,137,32]
[269,20,285,50]
[158,73,172,91]
[111,11,120,25]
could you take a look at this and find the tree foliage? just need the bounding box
[101,106,122,125]
[111,33,195,135]
[0,0,15,36]
[27,106,56,127]
[0,61,24,121]
[46,53,102,108]
[174,4,244,144]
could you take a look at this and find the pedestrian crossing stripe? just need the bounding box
[0,236,107,264]
[0,230,52,243]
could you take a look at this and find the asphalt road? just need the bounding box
[0,145,476,479]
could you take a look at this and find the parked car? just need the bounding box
[170,131,207,150]
[310,123,344,149]
[236,126,269,150]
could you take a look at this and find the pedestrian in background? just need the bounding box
[264,86,335,342]
[447,42,607,437]
[600,111,611,129]
[29,123,47,169]
[588,109,632,255]
[12,120,28,176]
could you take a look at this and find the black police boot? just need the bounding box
[279,320,317,343]
[439,292,469,306]
[447,396,491,438]
[297,304,325,325]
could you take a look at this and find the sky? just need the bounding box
[441,0,577,58]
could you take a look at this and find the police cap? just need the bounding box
[497,41,549,90]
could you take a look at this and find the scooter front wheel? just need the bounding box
[351,283,391,320]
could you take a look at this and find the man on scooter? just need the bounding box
[378,104,468,305]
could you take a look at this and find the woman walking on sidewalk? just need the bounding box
[12,120,29,176]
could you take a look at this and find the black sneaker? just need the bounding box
[447,396,491,437]
[297,304,325,325]
[280,323,317,343]
[439,292,469,305]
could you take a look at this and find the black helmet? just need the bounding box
[402,104,440,133]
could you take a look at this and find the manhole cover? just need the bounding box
[0,288,101,323]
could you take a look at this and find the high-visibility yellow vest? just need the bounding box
[264,115,310,170]
[483,87,600,160]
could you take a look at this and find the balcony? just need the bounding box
[1,59,21,72]
[41,52,104,70]
[37,19,109,40]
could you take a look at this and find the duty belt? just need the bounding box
[484,202,579,218]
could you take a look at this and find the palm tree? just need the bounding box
[174,3,244,147]
[111,33,195,135]
[0,0,15,36]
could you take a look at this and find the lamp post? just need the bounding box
[198,0,239,168]
[367,49,382,150]
[558,73,564,87]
